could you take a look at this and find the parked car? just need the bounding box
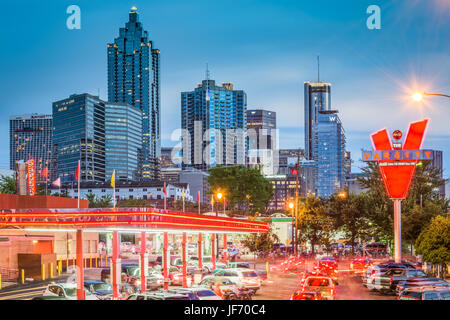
[126,291,191,300]
[396,278,450,296]
[371,268,428,293]
[213,268,261,291]
[189,256,227,273]
[228,262,251,269]
[167,288,222,300]
[43,283,99,300]
[398,287,450,300]
[84,280,113,299]
[301,276,336,300]
[318,256,338,270]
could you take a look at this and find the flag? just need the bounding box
[211,195,214,206]
[75,161,80,181]
[41,167,48,178]
[163,182,167,196]
[197,191,200,203]
[52,177,61,188]
[110,170,115,188]
[181,188,185,200]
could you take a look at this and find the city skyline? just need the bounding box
[0,1,449,180]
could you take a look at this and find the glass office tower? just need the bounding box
[52,94,106,183]
[181,80,247,170]
[105,102,142,181]
[107,7,160,179]
[9,114,52,183]
[304,82,331,160]
[314,110,346,198]
[52,94,141,184]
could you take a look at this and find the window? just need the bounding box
[424,292,439,300]
[129,189,134,192]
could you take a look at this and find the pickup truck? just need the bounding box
[370,268,427,294]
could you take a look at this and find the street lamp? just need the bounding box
[288,202,294,255]
[338,191,347,199]
[412,92,450,101]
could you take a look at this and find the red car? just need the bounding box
[350,258,372,275]
[290,290,323,300]
[281,257,304,272]
[318,257,338,271]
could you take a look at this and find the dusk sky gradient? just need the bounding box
[0,0,449,183]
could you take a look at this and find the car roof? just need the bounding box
[84,280,105,284]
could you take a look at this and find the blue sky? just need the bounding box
[0,0,449,180]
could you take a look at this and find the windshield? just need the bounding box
[242,271,258,277]
[196,290,217,297]
[64,288,77,297]
[92,283,112,291]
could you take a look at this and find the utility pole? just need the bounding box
[294,148,301,256]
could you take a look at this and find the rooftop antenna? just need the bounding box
[317,55,320,82]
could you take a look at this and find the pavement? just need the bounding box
[0,258,397,300]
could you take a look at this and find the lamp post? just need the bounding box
[412,92,450,101]
[215,191,223,260]
[289,202,294,255]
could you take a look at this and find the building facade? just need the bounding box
[52,93,140,184]
[246,109,277,176]
[107,7,161,179]
[181,79,247,170]
[105,102,142,181]
[304,82,331,160]
[50,181,192,202]
[314,111,346,198]
[9,114,52,183]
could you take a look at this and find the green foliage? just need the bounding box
[415,215,450,272]
[117,199,150,208]
[327,192,373,252]
[86,192,112,208]
[358,161,448,243]
[296,196,335,253]
[0,174,16,194]
[207,165,273,215]
[242,227,280,252]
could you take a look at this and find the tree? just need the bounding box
[242,227,279,253]
[415,215,450,278]
[358,161,448,245]
[207,165,273,215]
[0,174,16,194]
[296,196,335,254]
[86,192,112,208]
[327,192,372,254]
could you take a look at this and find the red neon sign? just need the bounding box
[367,119,429,199]
[26,159,36,196]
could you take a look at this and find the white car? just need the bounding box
[43,283,99,300]
[213,268,261,291]
[189,256,227,273]
[302,276,336,300]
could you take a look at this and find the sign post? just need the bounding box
[363,119,430,263]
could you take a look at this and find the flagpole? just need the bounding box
[77,160,80,209]
[198,191,201,215]
[112,169,116,209]
[182,189,185,213]
[163,182,167,211]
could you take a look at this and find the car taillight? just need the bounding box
[390,277,393,284]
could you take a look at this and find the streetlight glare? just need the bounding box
[289,202,294,209]
[216,192,223,200]
[412,92,424,101]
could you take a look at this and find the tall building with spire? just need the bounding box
[107,7,160,180]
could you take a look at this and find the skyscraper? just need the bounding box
[107,7,160,180]
[247,109,277,175]
[304,81,331,160]
[9,114,52,183]
[314,110,346,198]
[52,94,141,184]
[105,102,142,181]
[181,78,247,170]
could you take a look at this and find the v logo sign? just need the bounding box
[370,119,429,199]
